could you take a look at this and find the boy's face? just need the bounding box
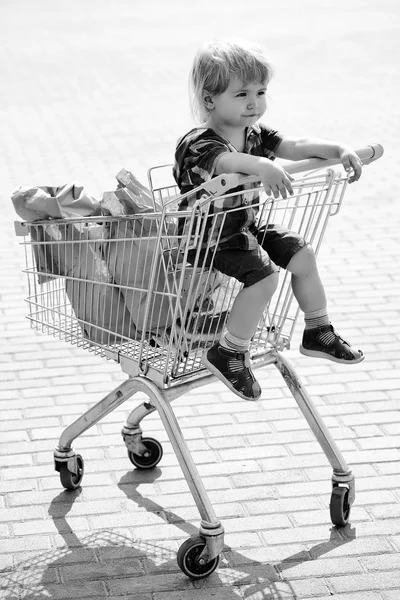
[206,76,267,129]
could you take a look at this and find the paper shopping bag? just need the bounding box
[32,221,137,345]
[11,183,101,221]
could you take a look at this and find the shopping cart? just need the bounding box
[15,143,383,580]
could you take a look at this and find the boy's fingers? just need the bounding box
[264,185,272,197]
[284,175,294,195]
[264,184,281,198]
[352,158,363,180]
[283,170,295,183]
[343,156,362,178]
[278,185,287,199]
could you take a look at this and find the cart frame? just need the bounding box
[15,144,383,578]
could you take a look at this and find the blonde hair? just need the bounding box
[190,38,274,123]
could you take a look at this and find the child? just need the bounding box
[173,38,364,401]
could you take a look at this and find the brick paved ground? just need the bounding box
[0,0,399,598]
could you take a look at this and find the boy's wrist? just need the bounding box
[255,157,274,176]
[337,144,354,158]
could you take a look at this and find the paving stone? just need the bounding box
[382,591,400,600]
[153,590,241,600]
[301,594,382,600]
[328,571,400,594]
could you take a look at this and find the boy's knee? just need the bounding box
[252,271,279,296]
[287,244,316,275]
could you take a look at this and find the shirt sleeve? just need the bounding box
[258,123,284,158]
[173,130,230,195]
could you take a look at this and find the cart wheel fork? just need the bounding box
[54,447,80,474]
[332,470,355,507]
[54,451,84,490]
[177,522,224,579]
[198,520,225,563]
[122,426,152,457]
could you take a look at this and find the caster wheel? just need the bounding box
[58,455,84,490]
[177,535,219,580]
[330,486,351,526]
[128,437,163,470]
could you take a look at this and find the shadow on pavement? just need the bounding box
[1,468,357,599]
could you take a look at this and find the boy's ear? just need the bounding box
[202,92,214,109]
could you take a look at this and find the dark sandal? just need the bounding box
[203,342,261,400]
[300,324,364,364]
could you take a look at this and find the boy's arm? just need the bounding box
[215,152,294,199]
[275,137,363,183]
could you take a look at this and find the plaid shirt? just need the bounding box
[173,123,283,250]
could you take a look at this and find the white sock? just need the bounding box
[219,330,250,352]
[304,308,330,330]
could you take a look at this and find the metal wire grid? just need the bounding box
[18,168,347,386]
[148,167,347,377]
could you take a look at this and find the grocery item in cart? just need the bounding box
[33,220,137,345]
[11,182,101,221]
[101,171,220,333]
[12,171,221,345]
[12,183,137,345]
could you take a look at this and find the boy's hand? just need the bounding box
[258,160,294,199]
[339,146,363,183]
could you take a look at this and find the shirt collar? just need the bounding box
[245,123,261,151]
[246,123,261,138]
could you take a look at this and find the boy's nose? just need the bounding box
[247,97,257,109]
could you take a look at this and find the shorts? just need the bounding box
[211,224,306,288]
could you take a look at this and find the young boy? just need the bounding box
[173,38,364,401]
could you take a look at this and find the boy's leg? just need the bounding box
[204,273,279,400]
[286,244,364,364]
[224,273,279,340]
[203,246,279,400]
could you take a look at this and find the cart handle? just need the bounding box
[199,143,384,198]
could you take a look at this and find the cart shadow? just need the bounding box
[117,468,357,597]
[2,486,183,600]
[2,470,356,600]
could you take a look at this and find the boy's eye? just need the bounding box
[236,90,266,98]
